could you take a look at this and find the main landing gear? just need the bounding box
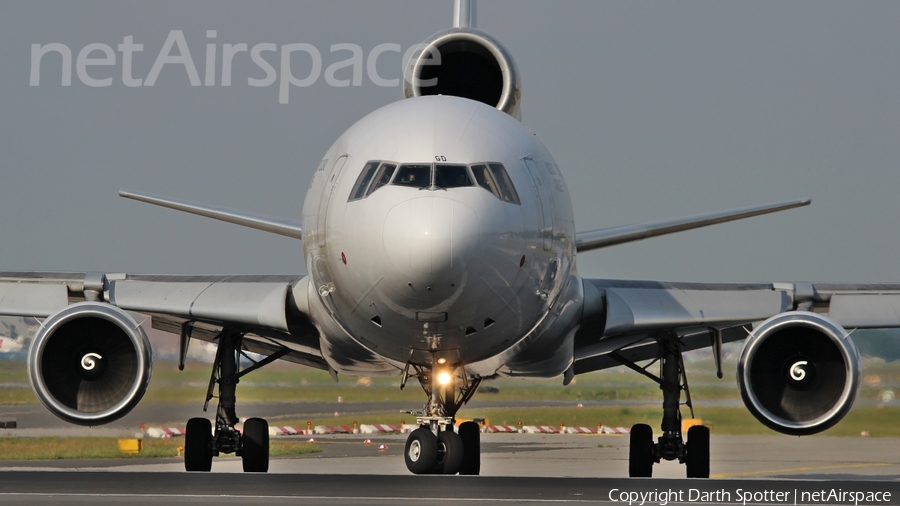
[401,361,482,475]
[183,329,284,473]
[617,336,711,478]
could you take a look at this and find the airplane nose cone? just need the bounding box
[383,197,481,279]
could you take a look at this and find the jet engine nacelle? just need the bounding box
[28,302,152,426]
[404,28,521,117]
[737,311,860,435]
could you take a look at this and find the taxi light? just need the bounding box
[437,371,452,385]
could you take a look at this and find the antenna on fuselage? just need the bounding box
[453,0,476,28]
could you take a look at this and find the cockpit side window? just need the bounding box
[391,164,431,188]
[348,161,380,201]
[471,164,501,199]
[434,165,474,188]
[488,163,521,205]
[367,163,397,196]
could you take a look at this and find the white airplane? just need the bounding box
[3,0,900,478]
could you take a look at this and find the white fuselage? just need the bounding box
[302,96,582,378]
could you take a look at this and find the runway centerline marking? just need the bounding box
[710,462,892,478]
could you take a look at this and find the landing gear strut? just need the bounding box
[183,329,280,473]
[401,361,482,475]
[617,336,710,478]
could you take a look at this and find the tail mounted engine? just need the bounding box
[737,311,860,435]
[404,28,521,117]
[28,302,152,426]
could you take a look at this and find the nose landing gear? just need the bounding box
[620,336,711,478]
[401,363,482,475]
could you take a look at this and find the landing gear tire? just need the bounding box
[457,421,481,475]
[685,425,710,478]
[629,423,654,477]
[184,417,213,472]
[435,430,464,475]
[241,417,270,473]
[405,427,438,474]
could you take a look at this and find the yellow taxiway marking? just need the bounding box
[711,462,892,478]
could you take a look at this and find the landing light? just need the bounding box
[437,371,452,385]
[437,358,447,365]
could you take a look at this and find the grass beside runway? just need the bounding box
[0,437,320,460]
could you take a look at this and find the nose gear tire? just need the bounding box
[405,428,439,474]
[457,421,481,475]
[435,430,464,474]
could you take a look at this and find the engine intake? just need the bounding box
[28,302,152,426]
[404,28,521,117]
[737,311,860,435]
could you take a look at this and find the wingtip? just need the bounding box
[119,189,146,200]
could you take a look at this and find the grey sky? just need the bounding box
[1,1,898,284]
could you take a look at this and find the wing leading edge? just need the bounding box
[119,190,303,240]
[575,199,810,253]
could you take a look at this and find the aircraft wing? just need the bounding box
[0,271,326,370]
[575,199,810,253]
[573,278,900,374]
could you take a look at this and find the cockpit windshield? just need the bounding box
[391,164,431,188]
[434,165,474,188]
[349,160,520,205]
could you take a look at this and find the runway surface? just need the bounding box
[0,472,897,506]
[1,434,899,505]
